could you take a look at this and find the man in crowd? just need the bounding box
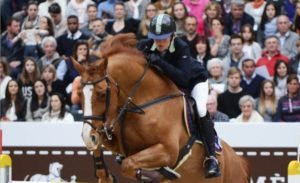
[207,94,229,122]
[48,3,67,38]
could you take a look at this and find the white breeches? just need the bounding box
[191,80,209,117]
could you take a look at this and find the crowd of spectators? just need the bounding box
[0,0,300,122]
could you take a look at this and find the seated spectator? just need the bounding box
[124,0,150,20]
[223,0,254,36]
[292,2,300,35]
[97,0,116,23]
[0,58,12,100]
[273,60,291,99]
[172,2,188,37]
[0,79,26,122]
[137,3,158,39]
[41,64,66,97]
[38,36,67,81]
[275,15,299,59]
[256,80,278,122]
[208,18,230,60]
[217,67,246,119]
[240,57,265,99]
[259,2,279,40]
[18,57,41,100]
[244,0,266,32]
[289,39,300,77]
[195,36,212,68]
[21,1,40,30]
[26,79,50,121]
[256,35,289,78]
[38,0,67,18]
[240,24,262,62]
[48,3,67,38]
[207,94,229,122]
[203,1,223,37]
[275,74,300,122]
[207,58,226,95]
[80,4,98,37]
[42,92,75,122]
[233,95,264,122]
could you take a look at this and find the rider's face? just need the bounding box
[154,37,171,52]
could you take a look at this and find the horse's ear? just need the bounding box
[71,57,83,74]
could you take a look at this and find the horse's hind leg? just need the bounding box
[121,143,178,181]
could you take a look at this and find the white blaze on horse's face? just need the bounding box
[82,84,99,150]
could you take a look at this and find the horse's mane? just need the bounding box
[99,33,144,63]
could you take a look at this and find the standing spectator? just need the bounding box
[195,36,212,68]
[259,2,279,39]
[293,1,300,35]
[275,15,299,59]
[41,64,66,97]
[244,0,266,32]
[240,24,262,62]
[42,93,75,122]
[0,79,27,122]
[233,95,264,122]
[0,17,23,79]
[56,15,88,58]
[240,58,265,99]
[137,3,158,39]
[289,39,300,77]
[97,0,116,23]
[256,36,289,78]
[38,36,67,81]
[181,15,200,59]
[206,94,229,122]
[223,0,254,36]
[1,0,26,32]
[275,74,300,122]
[218,67,246,119]
[273,60,290,99]
[124,0,150,20]
[208,18,230,60]
[154,0,177,15]
[26,79,50,121]
[172,2,188,37]
[38,0,67,18]
[21,1,40,30]
[18,57,41,100]
[0,58,12,100]
[48,3,68,38]
[203,1,223,37]
[80,4,98,37]
[66,0,95,29]
[207,58,227,95]
[256,80,278,122]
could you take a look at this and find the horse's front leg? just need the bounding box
[93,148,115,183]
[121,143,179,182]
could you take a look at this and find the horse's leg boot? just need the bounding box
[136,169,161,183]
[199,113,221,178]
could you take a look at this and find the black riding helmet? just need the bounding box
[148,14,176,40]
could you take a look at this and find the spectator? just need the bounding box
[124,0,150,20]
[181,15,201,59]
[41,64,66,97]
[222,34,249,75]
[21,1,40,30]
[195,36,212,68]
[233,95,264,122]
[172,2,188,37]
[283,0,297,22]
[0,17,23,79]
[208,18,230,60]
[259,2,280,40]
[38,36,67,81]
[18,57,41,100]
[273,60,291,99]
[207,94,229,122]
[240,24,262,62]
[240,58,265,99]
[203,1,223,37]
[0,58,12,100]
[0,79,26,122]
[38,0,67,18]
[275,74,300,122]
[42,93,75,122]
[223,0,255,36]
[154,0,177,15]
[256,36,289,78]
[105,2,140,35]
[256,80,278,121]
[275,15,299,59]
[218,67,246,119]
[244,0,266,32]
[137,3,158,39]
[1,0,26,32]
[26,79,50,121]
[48,3,68,38]
[293,1,300,35]
[289,39,300,77]
[56,15,89,58]
[66,0,95,29]
[207,58,227,95]
[97,0,116,23]
[70,76,82,121]
[80,4,98,37]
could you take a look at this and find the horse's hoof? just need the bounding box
[136,169,161,183]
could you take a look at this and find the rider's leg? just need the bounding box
[191,80,221,178]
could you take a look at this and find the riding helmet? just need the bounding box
[148,14,176,40]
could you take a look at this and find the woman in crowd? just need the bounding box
[275,74,300,122]
[259,2,280,39]
[0,79,26,121]
[207,58,226,95]
[0,58,12,100]
[273,60,290,99]
[41,64,66,97]
[234,95,264,123]
[208,18,230,59]
[203,1,222,37]
[138,3,157,39]
[256,80,278,122]
[18,57,40,100]
[26,79,50,121]
[21,1,40,30]
[293,1,300,34]
[195,36,212,68]
[172,2,188,37]
[42,92,74,122]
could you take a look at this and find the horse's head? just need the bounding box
[49,162,63,177]
[72,58,119,150]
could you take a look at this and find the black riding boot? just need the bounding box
[198,113,221,178]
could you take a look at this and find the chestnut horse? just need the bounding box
[73,33,250,183]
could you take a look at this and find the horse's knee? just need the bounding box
[121,157,137,178]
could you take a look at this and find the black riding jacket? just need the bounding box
[137,37,208,91]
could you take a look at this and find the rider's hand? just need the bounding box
[148,54,161,65]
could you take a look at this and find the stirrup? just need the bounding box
[203,156,219,167]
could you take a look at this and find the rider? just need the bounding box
[137,14,221,178]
